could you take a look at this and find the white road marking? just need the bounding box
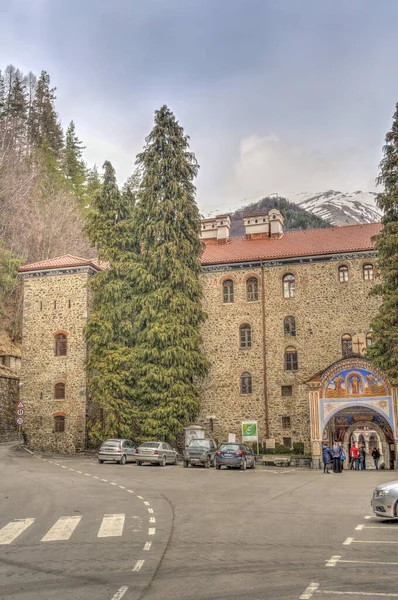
[316,590,398,596]
[137,495,144,500]
[144,541,152,551]
[149,517,156,523]
[148,508,154,514]
[41,516,82,542]
[325,556,341,567]
[69,468,75,472]
[352,540,398,545]
[133,559,145,572]
[92,476,99,479]
[261,470,279,474]
[300,583,319,599]
[98,514,125,538]
[54,463,60,466]
[48,460,53,463]
[355,524,365,530]
[148,527,156,535]
[101,478,108,482]
[364,525,398,529]
[61,465,67,469]
[84,473,91,476]
[110,482,117,486]
[127,490,134,493]
[76,470,82,474]
[144,501,150,506]
[111,587,128,600]
[0,518,35,545]
[364,515,372,519]
[343,537,354,545]
[119,486,126,490]
[337,559,398,566]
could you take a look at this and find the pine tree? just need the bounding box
[64,120,86,201]
[85,161,139,440]
[29,71,63,159]
[367,102,398,384]
[131,105,208,440]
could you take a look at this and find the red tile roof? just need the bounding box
[201,222,382,265]
[19,254,104,273]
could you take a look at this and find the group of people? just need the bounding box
[322,441,381,473]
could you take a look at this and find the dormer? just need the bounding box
[200,218,218,242]
[215,214,231,244]
[200,214,231,244]
[243,212,270,240]
[268,209,284,238]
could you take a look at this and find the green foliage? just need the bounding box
[293,441,305,455]
[0,243,20,315]
[64,121,87,202]
[367,102,398,384]
[130,105,209,440]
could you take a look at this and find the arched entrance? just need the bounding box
[307,357,398,470]
[343,420,390,469]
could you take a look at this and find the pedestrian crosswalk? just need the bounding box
[0,514,142,545]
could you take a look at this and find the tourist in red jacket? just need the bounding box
[350,444,359,470]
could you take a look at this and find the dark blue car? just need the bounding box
[215,443,256,470]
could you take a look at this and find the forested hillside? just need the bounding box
[0,64,98,337]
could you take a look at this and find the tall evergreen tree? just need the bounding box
[367,103,398,384]
[132,105,208,440]
[64,120,87,201]
[85,161,139,440]
[29,71,63,159]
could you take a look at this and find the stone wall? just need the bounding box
[20,270,91,452]
[0,371,19,442]
[199,257,379,451]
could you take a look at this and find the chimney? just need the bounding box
[200,214,231,244]
[243,212,270,240]
[268,209,284,238]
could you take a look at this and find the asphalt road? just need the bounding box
[1,444,398,600]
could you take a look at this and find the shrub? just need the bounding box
[293,442,305,455]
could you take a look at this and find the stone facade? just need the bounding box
[20,268,95,452]
[0,369,19,442]
[199,257,379,450]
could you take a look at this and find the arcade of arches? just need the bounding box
[307,358,398,470]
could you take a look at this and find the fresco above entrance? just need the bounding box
[325,367,387,398]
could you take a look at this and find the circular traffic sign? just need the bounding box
[16,417,24,426]
[16,408,24,416]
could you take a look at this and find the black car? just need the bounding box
[183,438,217,468]
[215,443,256,470]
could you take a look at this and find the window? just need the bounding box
[338,265,349,283]
[40,301,42,311]
[282,416,291,429]
[247,277,258,301]
[240,323,252,348]
[223,279,234,303]
[68,299,71,308]
[281,385,293,397]
[240,372,252,394]
[363,264,374,281]
[54,382,65,399]
[283,437,292,448]
[53,300,57,309]
[341,334,352,357]
[55,333,67,356]
[54,416,65,433]
[285,347,298,371]
[284,316,296,336]
[366,333,373,347]
[283,274,295,298]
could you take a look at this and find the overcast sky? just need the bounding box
[1,0,398,213]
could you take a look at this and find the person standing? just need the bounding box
[322,443,332,474]
[350,443,359,470]
[340,447,347,471]
[372,447,381,470]
[331,442,343,473]
[359,445,366,470]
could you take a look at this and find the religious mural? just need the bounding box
[325,367,387,398]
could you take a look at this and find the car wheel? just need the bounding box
[183,460,189,468]
[120,454,127,465]
[240,459,247,471]
[136,461,141,466]
[98,459,104,464]
[216,464,221,470]
[173,455,178,465]
[205,457,210,468]
[251,457,256,469]
[211,457,216,467]
[160,455,166,467]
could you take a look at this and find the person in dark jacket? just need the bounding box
[372,447,381,470]
[359,445,366,470]
[331,442,343,473]
[322,444,332,474]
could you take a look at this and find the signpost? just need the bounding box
[16,401,24,444]
[242,420,259,455]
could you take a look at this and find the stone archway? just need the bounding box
[342,420,390,469]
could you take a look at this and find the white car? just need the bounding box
[371,481,398,518]
[135,441,178,467]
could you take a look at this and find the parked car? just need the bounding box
[136,441,178,466]
[371,480,398,519]
[183,438,217,468]
[215,443,256,470]
[98,438,137,465]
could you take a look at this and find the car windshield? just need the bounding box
[220,444,240,451]
[101,441,120,448]
[189,440,210,448]
[141,442,160,448]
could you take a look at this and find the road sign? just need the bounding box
[17,400,24,409]
[16,417,24,426]
[17,408,24,416]
[242,420,258,442]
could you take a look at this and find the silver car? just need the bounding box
[98,438,137,465]
[136,441,178,466]
[372,480,398,519]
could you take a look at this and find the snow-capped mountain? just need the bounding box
[274,190,381,226]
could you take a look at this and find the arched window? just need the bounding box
[363,264,374,281]
[55,333,67,356]
[240,323,252,348]
[284,316,296,336]
[283,274,295,298]
[54,415,65,433]
[342,334,352,357]
[338,265,349,283]
[246,277,258,301]
[366,333,373,347]
[285,347,298,371]
[240,372,252,394]
[54,382,65,399]
[223,279,234,303]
